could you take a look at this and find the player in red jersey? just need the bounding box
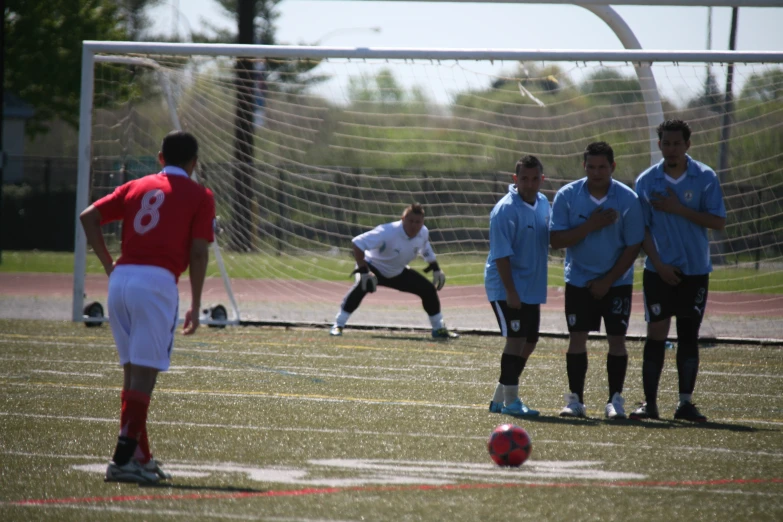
[80,131,215,484]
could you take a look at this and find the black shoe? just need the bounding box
[674,401,707,423]
[629,402,659,420]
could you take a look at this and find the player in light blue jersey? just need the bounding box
[485,155,550,418]
[550,141,644,419]
[630,120,726,423]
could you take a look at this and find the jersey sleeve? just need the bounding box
[702,171,727,218]
[549,189,571,232]
[622,193,645,246]
[352,224,387,251]
[192,188,216,242]
[488,207,515,262]
[420,240,437,264]
[93,183,131,225]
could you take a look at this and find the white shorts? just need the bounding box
[108,265,179,371]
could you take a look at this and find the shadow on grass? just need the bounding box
[509,415,603,427]
[604,418,768,432]
[140,483,266,493]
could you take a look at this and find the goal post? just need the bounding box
[74,42,783,340]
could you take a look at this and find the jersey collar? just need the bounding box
[653,154,696,179]
[161,165,190,178]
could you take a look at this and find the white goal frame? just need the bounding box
[73,42,783,325]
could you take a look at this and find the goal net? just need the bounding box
[76,43,783,341]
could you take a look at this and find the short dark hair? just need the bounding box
[515,155,544,175]
[403,203,425,217]
[583,141,614,164]
[657,119,692,141]
[161,131,198,167]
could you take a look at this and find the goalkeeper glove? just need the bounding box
[424,261,446,291]
[353,265,378,293]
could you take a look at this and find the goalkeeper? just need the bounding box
[329,203,459,339]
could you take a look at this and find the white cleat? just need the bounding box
[604,392,626,420]
[559,392,587,418]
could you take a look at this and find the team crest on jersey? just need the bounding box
[510,320,521,332]
[651,304,661,316]
[567,314,576,326]
[684,190,694,202]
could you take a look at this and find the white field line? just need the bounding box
[3,416,783,457]
[2,353,782,382]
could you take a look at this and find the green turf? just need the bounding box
[2,250,783,293]
[0,320,781,521]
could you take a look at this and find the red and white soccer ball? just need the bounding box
[487,423,532,467]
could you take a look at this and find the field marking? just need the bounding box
[8,478,783,507]
[4,418,783,458]
[3,379,783,425]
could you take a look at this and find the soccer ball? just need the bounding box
[487,423,532,467]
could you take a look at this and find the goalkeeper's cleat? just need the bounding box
[105,460,160,484]
[141,458,172,480]
[432,328,459,339]
[489,401,503,414]
[501,398,540,417]
[629,401,659,420]
[329,325,343,337]
[674,401,707,423]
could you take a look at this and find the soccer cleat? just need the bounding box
[105,460,160,484]
[329,325,343,336]
[432,327,459,339]
[604,392,626,420]
[629,401,660,420]
[674,401,707,423]
[489,401,503,414]
[501,398,540,417]
[559,392,587,418]
[142,458,172,480]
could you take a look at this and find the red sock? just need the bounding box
[134,426,152,464]
[121,389,150,444]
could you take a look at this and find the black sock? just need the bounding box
[642,340,667,406]
[111,436,138,466]
[566,352,588,403]
[607,354,628,401]
[499,353,524,386]
[676,343,699,395]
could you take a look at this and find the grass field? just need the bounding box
[1,320,781,521]
[2,250,783,293]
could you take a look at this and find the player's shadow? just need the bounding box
[514,415,603,427]
[370,334,442,343]
[614,419,766,432]
[139,483,266,493]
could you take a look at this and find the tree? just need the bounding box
[348,69,406,104]
[688,69,723,111]
[112,0,165,40]
[4,0,129,136]
[581,68,643,105]
[740,68,783,102]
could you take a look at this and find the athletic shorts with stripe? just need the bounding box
[490,301,540,342]
[643,269,709,324]
[565,283,633,335]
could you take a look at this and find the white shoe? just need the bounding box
[559,392,587,418]
[105,460,160,484]
[605,392,626,419]
[141,458,172,480]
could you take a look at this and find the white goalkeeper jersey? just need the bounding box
[352,220,437,278]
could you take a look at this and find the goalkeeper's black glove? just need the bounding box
[424,261,446,291]
[352,265,378,293]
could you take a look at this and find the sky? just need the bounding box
[148,1,783,104]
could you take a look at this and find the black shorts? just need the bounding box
[643,270,709,323]
[564,283,633,335]
[490,301,540,342]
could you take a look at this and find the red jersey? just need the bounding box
[94,171,215,281]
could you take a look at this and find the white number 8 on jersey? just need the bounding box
[133,189,165,234]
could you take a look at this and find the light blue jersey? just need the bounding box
[484,185,550,304]
[635,155,726,275]
[550,178,644,287]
